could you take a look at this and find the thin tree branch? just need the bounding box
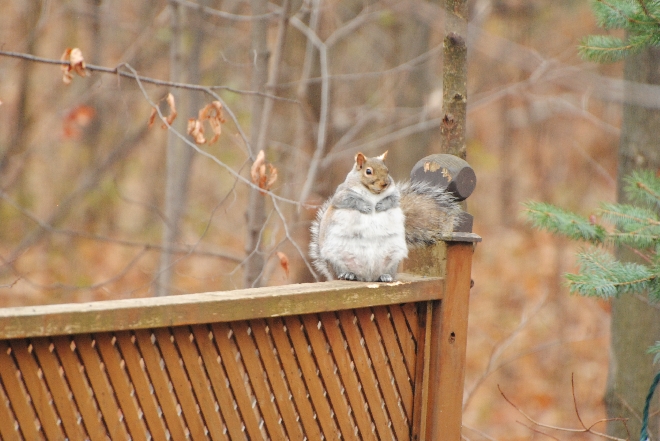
[0,51,298,103]
[499,384,628,440]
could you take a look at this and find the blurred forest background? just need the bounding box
[0,0,627,439]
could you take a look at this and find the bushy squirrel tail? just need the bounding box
[399,180,462,247]
[309,199,334,280]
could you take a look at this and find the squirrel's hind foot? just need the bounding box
[377,274,394,283]
[338,272,358,281]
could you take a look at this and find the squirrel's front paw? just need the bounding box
[377,274,394,283]
[338,272,358,281]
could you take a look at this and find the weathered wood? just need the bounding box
[133,329,188,441]
[427,242,473,440]
[0,274,443,340]
[152,327,207,439]
[339,309,394,440]
[32,337,86,441]
[10,338,64,440]
[285,315,340,437]
[52,335,108,441]
[114,331,169,441]
[250,319,305,441]
[268,316,324,440]
[191,324,248,441]
[356,308,410,440]
[321,312,377,440]
[406,237,476,441]
[232,320,288,440]
[0,382,17,441]
[74,333,128,440]
[171,326,227,441]
[0,340,42,440]
[94,333,148,441]
[303,313,359,440]
[410,154,476,201]
[211,322,264,440]
[372,306,413,420]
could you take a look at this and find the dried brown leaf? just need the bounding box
[187,118,206,144]
[60,48,87,84]
[164,92,177,126]
[198,101,225,144]
[266,164,278,190]
[276,252,290,277]
[148,107,157,128]
[250,151,278,193]
[251,150,266,185]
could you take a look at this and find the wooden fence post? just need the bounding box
[404,154,479,441]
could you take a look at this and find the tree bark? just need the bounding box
[605,46,660,438]
[442,0,468,159]
[156,1,198,296]
[243,0,270,288]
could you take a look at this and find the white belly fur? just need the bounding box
[320,207,408,281]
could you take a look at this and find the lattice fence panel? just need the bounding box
[0,303,423,440]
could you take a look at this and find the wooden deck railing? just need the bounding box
[0,154,479,440]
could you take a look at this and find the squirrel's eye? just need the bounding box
[366,167,373,175]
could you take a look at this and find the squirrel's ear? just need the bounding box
[377,151,388,161]
[355,152,366,169]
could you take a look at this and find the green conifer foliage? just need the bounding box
[524,170,660,358]
[579,0,660,63]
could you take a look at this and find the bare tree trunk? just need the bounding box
[243,0,271,288]
[156,1,198,296]
[0,1,40,180]
[605,46,660,438]
[442,0,468,159]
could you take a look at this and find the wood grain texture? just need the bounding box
[0,274,442,339]
[0,236,477,441]
[427,242,474,440]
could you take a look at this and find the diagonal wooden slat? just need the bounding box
[10,339,65,441]
[302,314,359,440]
[74,333,129,440]
[250,319,304,441]
[0,375,19,441]
[320,312,377,441]
[389,305,417,381]
[95,333,148,441]
[191,324,248,441]
[268,317,324,440]
[133,329,188,441]
[114,331,169,441]
[411,301,432,441]
[153,327,208,439]
[0,340,42,441]
[210,322,264,441]
[51,336,108,441]
[172,326,228,441]
[356,309,410,440]
[194,327,246,439]
[372,307,414,421]
[284,315,340,437]
[31,337,86,441]
[231,320,287,440]
[337,309,394,440]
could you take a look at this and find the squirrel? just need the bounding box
[310,151,462,282]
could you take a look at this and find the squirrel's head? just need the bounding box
[355,151,391,194]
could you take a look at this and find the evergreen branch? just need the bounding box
[599,203,660,248]
[579,33,652,63]
[649,341,660,364]
[523,202,606,243]
[566,250,658,298]
[636,0,660,24]
[624,170,660,209]
[592,0,644,28]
